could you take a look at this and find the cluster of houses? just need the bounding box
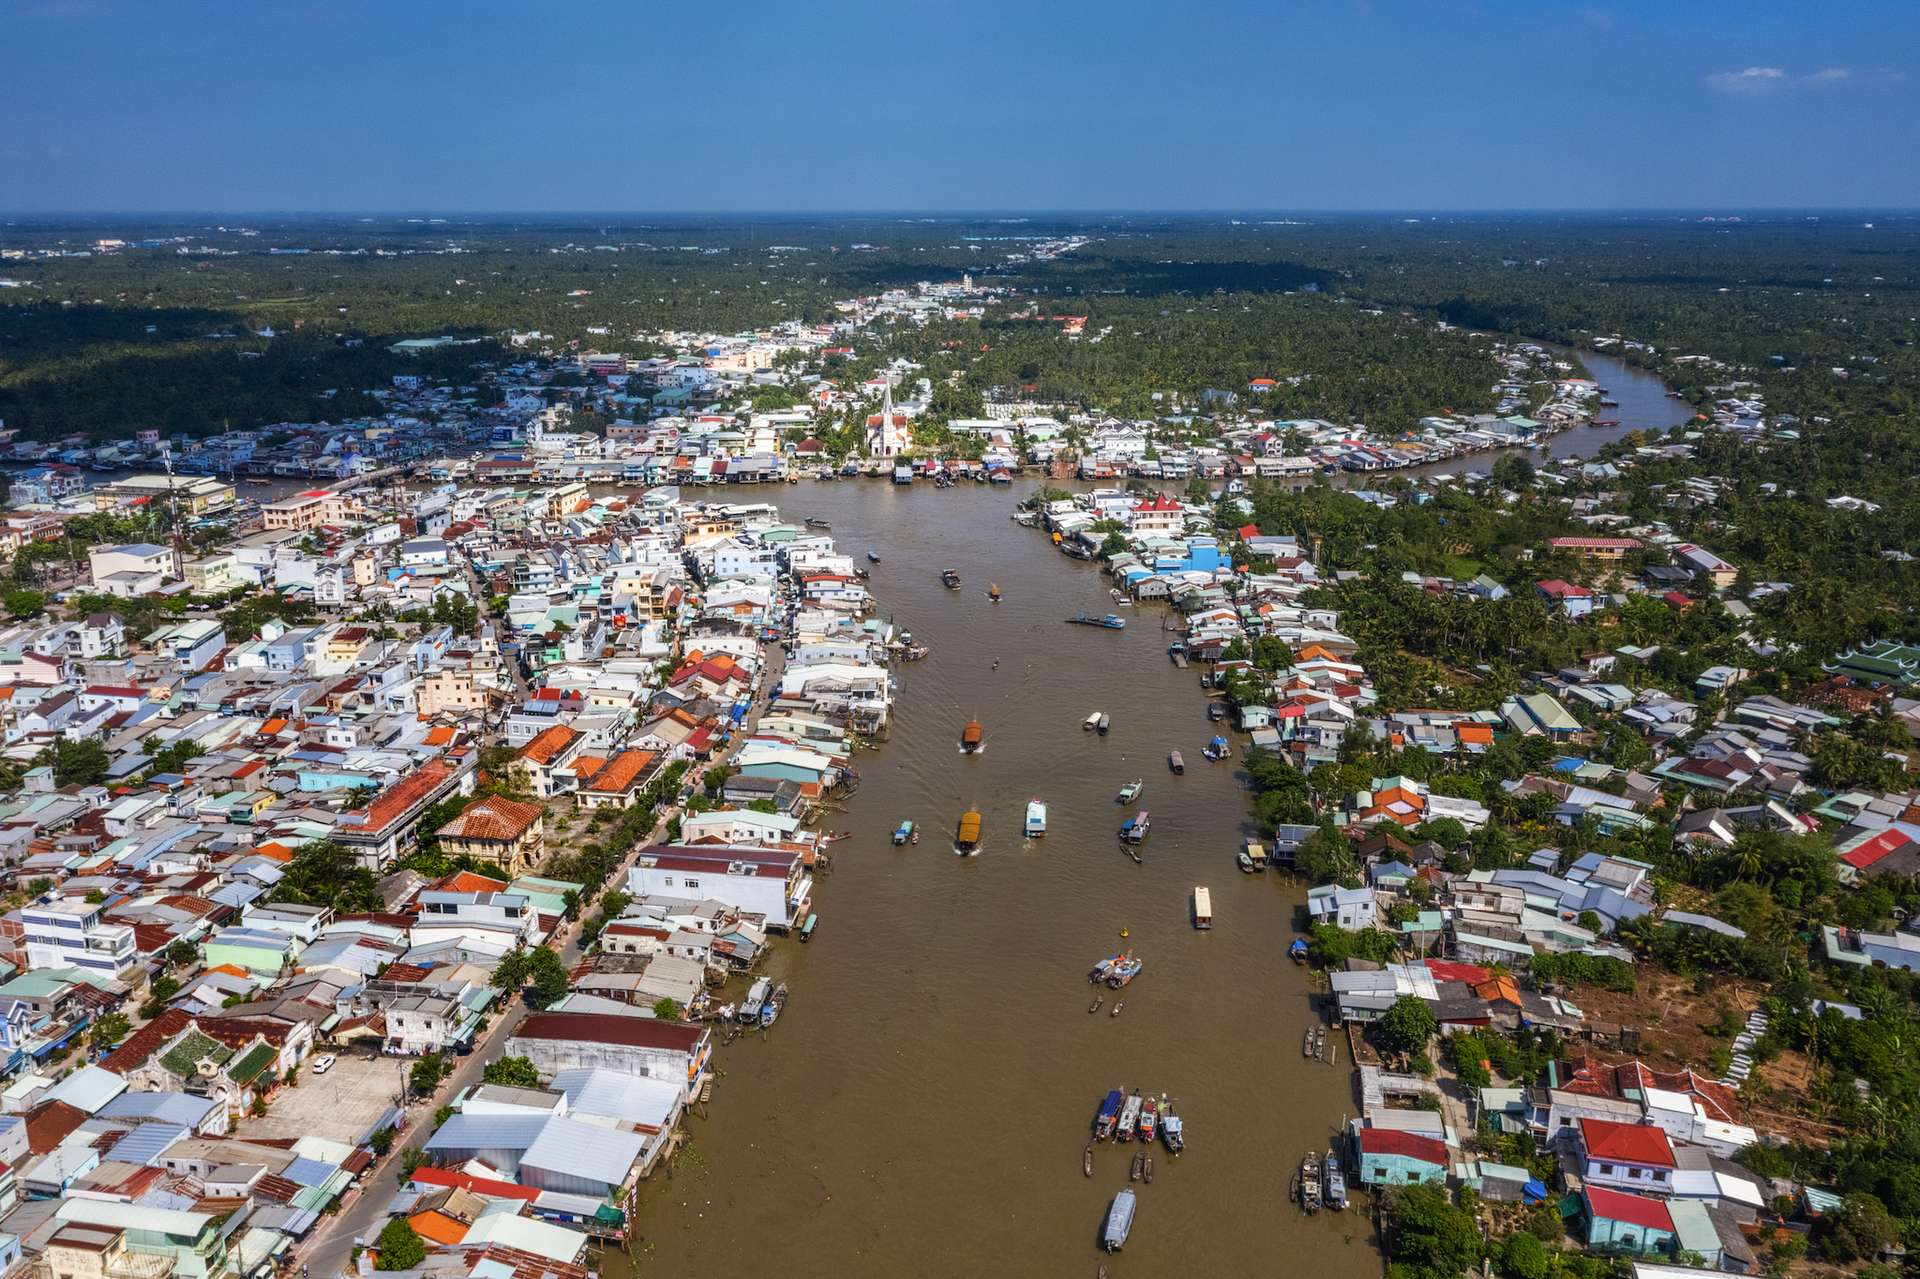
[0,468,904,1278]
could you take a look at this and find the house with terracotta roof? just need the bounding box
[514,725,585,798]
[334,757,474,868]
[436,795,545,877]
[1128,493,1185,535]
[1550,536,1642,560]
[574,749,660,811]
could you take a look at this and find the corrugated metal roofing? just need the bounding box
[423,1113,549,1156]
[104,1121,188,1165]
[520,1115,644,1187]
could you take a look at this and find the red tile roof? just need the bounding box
[436,795,543,844]
[517,725,579,766]
[512,1012,705,1052]
[1356,1127,1448,1166]
[1579,1117,1675,1167]
[345,759,456,836]
[584,749,656,795]
[1584,1185,1674,1233]
[99,1008,194,1074]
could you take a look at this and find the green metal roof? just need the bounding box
[227,1042,278,1086]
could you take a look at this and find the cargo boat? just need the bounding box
[1168,750,1185,774]
[954,810,983,855]
[1116,1092,1143,1143]
[1116,779,1142,804]
[1119,810,1149,843]
[1192,886,1212,929]
[1103,1188,1136,1252]
[1025,799,1047,837]
[1094,1089,1125,1140]
[941,569,961,589]
[961,719,984,753]
[1066,612,1128,629]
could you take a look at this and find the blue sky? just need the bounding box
[5,0,1917,212]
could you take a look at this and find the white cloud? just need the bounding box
[1705,66,1791,94]
[1801,67,1852,87]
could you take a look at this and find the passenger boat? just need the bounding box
[1093,1090,1122,1140]
[759,982,789,1028]
[739,977,771,1023]
[1191,886,1212,929]
[1116,1092,1143,1142]
[1299,1153,1322,1213]
[1096,713,1110,735]
[1203,735,1232,761]
[1325,1151,1348,1210]
[1167,750,1185,774]
[799,913,818,942]
[1288,937,1309,964]
[1116,779,1143,804]
[1130,1152,1144,1182]
[961,719,984,753]
[892,820,915,845]
[1137,1094,1159,1143]
[867,551,881,563]
[1089,951,1127,983]
[1103,1188,1136,1252]
[1025,800,1047,838]
[954,810,983,855]
[1066,612,1128,629]
[1119,811,1149,843]
[1161,1100,1184,1154]
[1084,710,1104,731]
[1105,954,1143,988]
[988,583,1002,602]
[941,569,962,589]
[1084,1145,1095,1177]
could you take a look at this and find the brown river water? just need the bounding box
[618,480,1378,1278]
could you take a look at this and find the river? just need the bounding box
[620,480,1376,1277]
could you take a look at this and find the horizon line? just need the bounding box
[6,206,1920,221]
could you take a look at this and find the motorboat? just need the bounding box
[1167,751,1185,775]
[1105,954,1143,988]
[1096,713,1110,735]
[1084,710,1103,731]
[1191,886,1212,929]
[1161,1100,1184,1155]
[1094,1089,1124,1140]
[738,977,771,1023]
[1137,1094,1158,1143]
[941,569,962,589]
[1237,847,1256,873]
[1325,1150,1348,1210]
[1103,1188,1136,1252]
[1289,937,1310,963]
[867,551,881,563]
[1116,779,1143,804]
[1116,1092,1143,1142]
[892,820,915,845]
[1089,952,1127,984]
[1025,800,1047,838]
[988,583,1002,602]
[1119,811,1150,843]
[759,982,789,1028]
[961,720,984,753]
[954,810,982,855]
[1203,735,1232,761]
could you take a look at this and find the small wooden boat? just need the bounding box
[1143,1155,1154,1184]
[1096,713,1110,735]
[1237,847,1256,873]
[804,517,831,528]
[1289,937,1309,964]
[1167,750,1185,775]
[988,583,1002,602]
[1110,1000,1124,1017]
[1083,709,1103,731]
[1084,1145,1095,1177]
[867,551,881,563]
[1116,779,1142,804]
[1130,1152,1144,1182]
[941,569,961,589]
[1089,994,1104,1014]
[961,719,984,753]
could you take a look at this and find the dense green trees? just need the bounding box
[270,840,383,914]
[482,1056,541,1088]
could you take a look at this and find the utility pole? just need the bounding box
[160,442,186,581]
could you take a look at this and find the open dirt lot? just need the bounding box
[243,1051,409,1146]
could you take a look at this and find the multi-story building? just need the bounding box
[20,900,139,980]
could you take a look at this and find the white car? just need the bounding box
[310,1054,337,1075]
